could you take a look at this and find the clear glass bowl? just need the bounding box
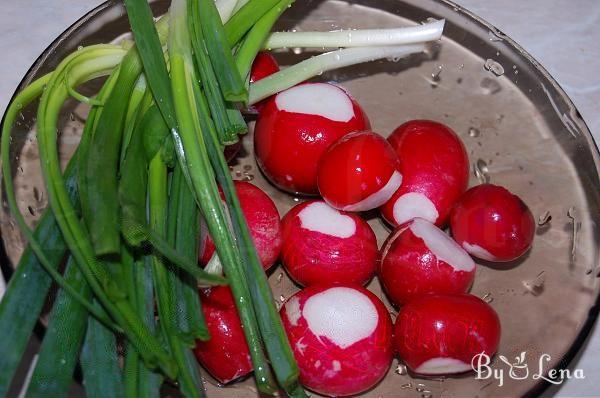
[1,0,599,397]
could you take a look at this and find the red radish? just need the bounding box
[380,120,469,227]
[379,218,475,306]
[450,184,535,262]
[194,286,252,383]
[394,293,501,375]
[250,52,280,83]
[281,284,393,396]
[199,181,282,270]
[249,52,280,113]
[281,200,378,286]
[254,83,369,195]
[318,131,402,211]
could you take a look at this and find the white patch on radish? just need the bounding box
[275,83,355,122]
[296,337,308,355]
[414,357,472,375]
[302,287,378,349]
[332,360,342,372]
[298,201,356,238]
[409,218,475,272]
[285,296,302,326]
[342,171,403,212]
[392,192,439,225]
[462,242,497,261]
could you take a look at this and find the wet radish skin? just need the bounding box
[317,131,401,211]
[281,200,378,286]
[281,284,393,396]
[394,294,501,375]
[194,287,253,383]
[379,220,475,306]
[255,83,369,195]
[199,181,282,270]
[249,52,280,113]
[380,120,469,227]
[450,184,535,262]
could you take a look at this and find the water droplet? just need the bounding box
[243,165,252,171]
[235,170,242,177]
[279,295,286,302]
[60,358,66,365]
[488,30,504,42]
[276,272,284,283]
[523,271,546,296]
[69,113,75,121]
[481,292,493,303]
[538,211,552,226]
[77,46,83,51]
[242,174,254,181]
[422,392,433,398]
[27,206,35,216]
[21,273,27,279]
[484,59,505,76]
[401,382,413,389]
[395,364,407,375]
[473,159,490,184]
[480,77,502,95]
[293,197,300,202]
[468,127,481,137]
[291,47,302,55]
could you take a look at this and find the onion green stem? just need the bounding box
[249,44,425,104]
[264,19,445,49]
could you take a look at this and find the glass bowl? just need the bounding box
[1,0,599,397]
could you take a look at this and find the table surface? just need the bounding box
[0,1,598,396]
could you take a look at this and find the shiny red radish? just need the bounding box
[199,181,282,270]
[394,293,501,375]
[254,83,369,195]
[450,184,535,262]
[194,286,252,383]
[379,218,475,306]
[380,120,469,227]
[281,200,378,286]
[281,285,393,397]
[318,131,402,211]
[249,52,280,113]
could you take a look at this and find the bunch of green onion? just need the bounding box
[0,0,443,396]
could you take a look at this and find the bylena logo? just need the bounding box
[471,351,585,387]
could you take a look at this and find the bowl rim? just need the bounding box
[1,0,599,396]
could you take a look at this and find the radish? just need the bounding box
[450,184,535,262]
[379,218,475,306]
[250,51,280,83]
[380,120,469,227]
[318,131,402,211]
[280,200,378,286]
[280,284,393,396]
[199,181,282,271]
[394,293,501,375]
[254,83,369,195]
[249,52,280,113]
[194,286,252,384]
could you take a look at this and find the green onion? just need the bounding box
[169,0,276,392]
[264,19,445,49]
[35,44,176,378]
[25,258,89,398]
[193,73,305,398]
[196,0,247,102]
[224,0,281,46]
[80,302,124,398]
[249,44,425,104]
[167,164,209,342]
[235,0,295,80]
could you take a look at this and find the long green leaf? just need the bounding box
[195,0,247,102]
[224,0,280,46]
[80,302,124,398]
[25,258,89,398]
